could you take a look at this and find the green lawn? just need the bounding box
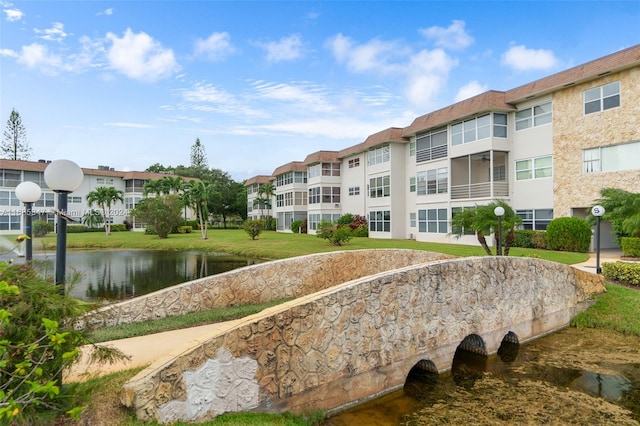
[26,229,589,265]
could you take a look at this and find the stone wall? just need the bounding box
[120,254,605,423]
[553,66,640,217]
[77,249,453,330]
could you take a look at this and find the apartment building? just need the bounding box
[271,161,307,231]
[245,175,273,221]
[247,45,640,248]
[0,159,187,232]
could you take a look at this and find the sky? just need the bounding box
[1,1,638,182]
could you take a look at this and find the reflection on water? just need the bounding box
[31,250,261,303]
[325,328,640,425]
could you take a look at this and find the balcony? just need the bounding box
[451,150,509,200]
[451,181,509,200]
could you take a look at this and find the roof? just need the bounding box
[505,44,640,103]
[271,161,306,177]
[402,91,514,137]
[0,159,182,181]
[338,127,406,159]
[303,150,340,165]
[244,175,273,186]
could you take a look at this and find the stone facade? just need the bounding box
[553,66,640,217]
[77,249,454,330]
[119,252,605,423]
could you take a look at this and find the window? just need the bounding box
[418,208,447,233]
[409,142,416,157]
[0,214,20,231]
[322,187,340,203]
[277,172,305,186]
[294,172,307,183]
[308,164,321,179]
[322,163,340,176]
[125,196,141,210]
[516,156,552,180]
[348,158,360,168]
[96,178,114,185]
[416,128,447,162]
[369,175,390,198]
[0,170,20,187]
[368,145,390,166]
[284,192,294,206]
[69,196,82,203]
[308,187,320,204]
[517,209,553,230]
[294,191,306,206]
[451,113,507,145]
[409,212,416,228]
[584,81,620,114]
[308,214,320,230]
[348,186,360,196]
[369,210,390,232]
[493,113,507,138]
[0,191,19,206]
[516,102,552,130]
[416,168,447,195]
[583,141,640,173]
[409,177,416,193]
[34,192,54,208]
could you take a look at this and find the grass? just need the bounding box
[571,283,640,335]
[28,229,589,265]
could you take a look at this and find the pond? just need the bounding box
[29,250,263,303]
[324,327,640,425]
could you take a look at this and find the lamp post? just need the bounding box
[591,205,605,274]
[15,181,42,262]
[494,206,505,256]
[44,160,84,289]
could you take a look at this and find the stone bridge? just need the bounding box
[105,250,605,423]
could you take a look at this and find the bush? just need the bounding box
[290,220,307,233]
[317,220,352,246]
[621,237,640,258]
[337,213,354,227]
[178,225,193,234]
[244,219,264,240]
[513,230,547,249]
[531,231,547,249]
[545,217,592,252]
[602,262,640,286]
[262,217,276,231]
[32,221,53,238]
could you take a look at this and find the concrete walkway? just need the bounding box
[66,250,625,383]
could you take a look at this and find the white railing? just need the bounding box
[451,181,509,200]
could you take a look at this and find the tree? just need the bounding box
[86,187,124,236]
[183,180,213,239]
[143,179,166,197]
[257,183,275,219]
[593,188,640,238]
[2,108,31,160]
[131,195,183,238]
[146,163,174,174]
[82,209,104,228]
[243,219,264,240]
[190,138,208,170]
[451,200,521,256]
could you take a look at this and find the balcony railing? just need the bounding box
[450,181,509,200]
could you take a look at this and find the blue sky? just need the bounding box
[1,1,638,181]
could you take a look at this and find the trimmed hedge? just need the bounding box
[545,217,592,252]
[621,237,640,258]
[602,262,640,287]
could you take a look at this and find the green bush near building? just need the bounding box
[545,216,592,252]
[621,237,640,257]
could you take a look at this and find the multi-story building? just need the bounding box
[0,159,189,233]
[247,44,640,249]
[245,175,273,221]
[271,161,307,232]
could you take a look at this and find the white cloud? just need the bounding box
[194,32,235,61]
[257,34,304,63]
[34,22,68,43]
[17,43,62,75]
[0,48,18,58]
[501,44,558,71]
[405,49,458,109]
[105,122,153,128]
[179,82,234,104]
[97,8,114,16]
[106,28,180,82]
[420,20,474,50]
[326,33,407,74]
[454,80,488,102]
[3,7,22,22]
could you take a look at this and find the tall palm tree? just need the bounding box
[143,179,164,197]
[86,186,125,236]
[451,200,521,256]
[82,209,104,228]
[183,180,213,239]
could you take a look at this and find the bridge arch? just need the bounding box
[119,252,605,423]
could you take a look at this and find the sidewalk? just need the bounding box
[571,248,624,273]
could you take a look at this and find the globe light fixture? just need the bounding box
[494,206,505,256]
[15,181,42,261]
[591,205,605,274]
[44,159,84,287]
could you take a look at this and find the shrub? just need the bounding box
[178,225,193,234]
[621,237,640,258]
[337,213,354,227]
[545,217,592,252]
[602,262,640,286]
[244,219,264,240]
[262,217,276,231]
[32,221,53,238]
[513,230,536,248]
[0,263,126,423]
[531,231,547,249]
[290,220,307,233]
[317,220,352,246]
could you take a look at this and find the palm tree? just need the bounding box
[143,179,164,197]
[86,186,125,236]
[162,176,185,195]
[183,180,213,239]
[257,183,275,219]
[82,209,104,228]
[451,200,521,256]
[594,188,640,238]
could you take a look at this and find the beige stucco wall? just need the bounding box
[119,253,605,423]
[553,66,640,217]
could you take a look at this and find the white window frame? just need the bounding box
[584,81,620,115]
[516,102,552,131]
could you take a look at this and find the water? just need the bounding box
[325,327,640,425]
[26,249,262,303]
